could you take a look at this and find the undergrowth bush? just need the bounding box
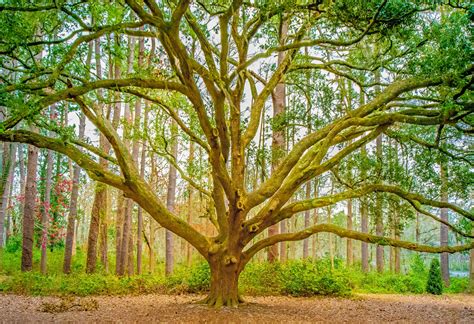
[0,249,469,297]
[426,258,443,295]
[279,259,351,296]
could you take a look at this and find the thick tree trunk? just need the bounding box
[440,161,450,286]
[22,143,39,272]
[201,254,244,308]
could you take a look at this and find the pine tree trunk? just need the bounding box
[63,113,85,273]
[312,179,319,260]
[2,144,15,244]
[0,141,14,247]
[22,142,39,272]
[115,193,124,274]
[186,141,195,266]
[440,161,450,286]
[470,224,474,293]
[165,121,178,276]
[375,134,384,273]
[346,198,353,266]
[268,15,288,263]
[40,136,54,274]
[86,182,106,273]
[303,182,311,258]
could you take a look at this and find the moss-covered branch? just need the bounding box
[0,130,125,189]
[243,223,473,263]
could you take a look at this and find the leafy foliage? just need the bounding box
[426,258,443,295]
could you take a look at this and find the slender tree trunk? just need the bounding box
[132,28,144,275]
[22,142,39,272]
[115,194,124,274]
[84,40,105,274]
[394,208,400,273]
[470,224,474,293]
[440,161,450,286]
[165,121,178,276]
[416,211,421,243]
[375,134,384,273]
[97,36,111,273]
[18,144,26,224]
[0,141,14,247]
[268,15,288,263]
[186,141,195,265]
[87,182,106,273]
[328,206,334,270]
[346,198,353,266]
[312,180,319,260]
[40,124,54,274]
[63,113,85,274]
[303,182,311,258]
[361,147,369,273]
[2,144,15,244]
[118,35,135,276]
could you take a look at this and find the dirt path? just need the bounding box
[0,293,473,323]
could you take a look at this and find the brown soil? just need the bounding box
[0,293,473,323]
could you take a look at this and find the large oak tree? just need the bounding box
[0,0,472,307]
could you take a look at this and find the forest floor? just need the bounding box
[0,293,473,323]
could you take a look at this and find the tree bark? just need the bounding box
[186,140,195,265]
[118,35,136,276]
[134,27,145,275]
[165,121,178,276]
[201,252,244,308]
[303,182,311,258]
[40,128,54,274]
[375,134,384,273]
[0,141,14,247]
[268,15,288,263]
[312,179,319,260]
[63,112,85,274]
[346,198,353,266]
[470,224,474,293]
[2,144,15,244]
[21,142,39,272]
[440,161,450,286]
[115,193,124,274]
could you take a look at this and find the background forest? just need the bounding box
[0,0,472,304]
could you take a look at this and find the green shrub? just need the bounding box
[445,277,469,294]
[5,235,22,253]
[280,260,351,296]
[426,258,443,295]
[240,261,282,295]
[186,261,210,292]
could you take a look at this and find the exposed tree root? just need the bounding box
[197,293,244,308]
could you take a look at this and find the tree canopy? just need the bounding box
[0,0,472,307]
